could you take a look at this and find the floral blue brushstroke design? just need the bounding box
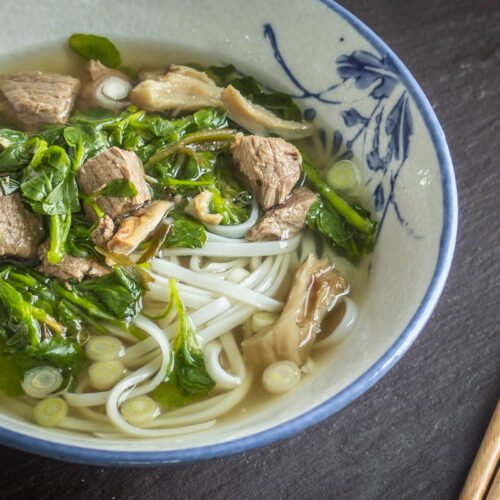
[262,23,417,240]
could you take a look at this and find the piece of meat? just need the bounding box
[0,72,80,131]
[130,68,223,114]
[91,215,115,247]
[242,254,348,368]
[107,200,173,255]
[0,193,44,259]
[231,133,302,210]
[78,60,131,111]
[37,240,109,282]
[222,85,314,140]
[185,191,223,225]
[77,147,151,221]
[245,187,318,241]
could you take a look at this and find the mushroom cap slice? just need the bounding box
[222,85,314,140]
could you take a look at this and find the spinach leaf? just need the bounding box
[90,179,138,199]
[68,33,122,69]
[75,266,144,323]
[0,129,33,172]
[151,373,205,410]
[152,279,214,408]
[307,199,359,258]
[163,218,206,249]
[0,176,20,195]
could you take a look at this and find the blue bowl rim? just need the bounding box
[0,0,458,465]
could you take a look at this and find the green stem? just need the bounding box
[149,129,238,165]
[301,153,375,235]
[47,213,72,264]
[52,283,119,325]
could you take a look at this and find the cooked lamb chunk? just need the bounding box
[242,254,348,368]
[37,241,109,282]
[245,187,318,241]
[77,147,151,221]
[185,191,223,225]
[0,72,80,131]
[107,200,173,255]
[130,67,223,114]
[0,193,44,259]
[91,215,115,247]
[231,133,302,210]
[222,85,314,140]
[79,60,131,111]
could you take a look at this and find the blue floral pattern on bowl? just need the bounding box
[263,23,416,240]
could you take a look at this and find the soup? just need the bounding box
[0,34,376,438]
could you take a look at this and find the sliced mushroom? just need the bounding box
[168,64,217,85]
[222,85,314,140]
[137,64,216,85]
[130,70,223,114]
[185,190,223,225]
[79,60,132,111]
[107,200,173,255]
[242,254,348,368]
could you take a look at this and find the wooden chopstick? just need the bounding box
[459,399,500,500]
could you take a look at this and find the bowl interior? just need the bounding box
[0,0,457,463]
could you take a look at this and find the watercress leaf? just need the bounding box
[96,179,138,198]
[68,33,122,69]
[151,378,204,410]
[0,354,23,396]
[175,349,215,395]
[0,130,32,172]
[163,218,206,249]
[193,108,228,130]
[0,176,20,195]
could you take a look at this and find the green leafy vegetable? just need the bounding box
[20,139,80,263]
[302,149,377,260]
[75,266,144,322]
[301,149,376,236]
[68,33,122,69]
[0,129,33,172]
[152,279,214,409]
[88,179,138,200]
[163,218,206,249]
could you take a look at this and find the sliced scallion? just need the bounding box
[33,397,68,427]
[88,360,125,391]
[262,360,301,394]
[120,396,160,427]
[22,366,63,399]
[251,311,278,333]
[325,160,361,195]
[85,336,125,362]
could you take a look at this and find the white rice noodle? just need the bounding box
[101,323,140,344]
[198,253,290,345]
[122,297,231,365]
[151,259,283,312]
[249,256,261,272]
[189,256,250,275]
[160,234,301,258]
[314,297,358,348]
[204,339,242,390]
[204,198,259,238]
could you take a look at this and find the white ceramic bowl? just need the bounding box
[0,0,457,464]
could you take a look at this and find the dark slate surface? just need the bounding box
[0,1,499,499]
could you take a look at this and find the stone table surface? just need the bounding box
[0,0,499,499]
